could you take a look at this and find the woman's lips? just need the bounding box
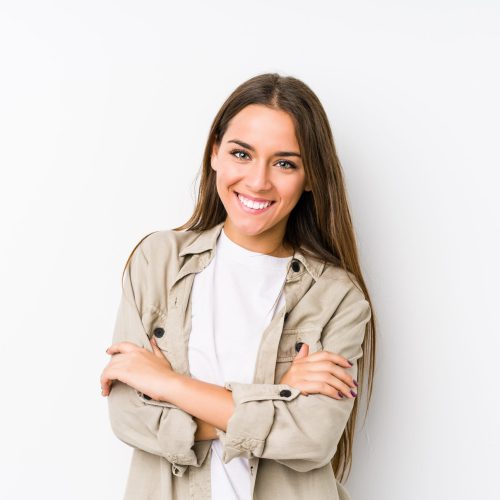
[234,191,275,214]
[235,191,274,203]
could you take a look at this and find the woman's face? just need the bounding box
[211,103,311,256]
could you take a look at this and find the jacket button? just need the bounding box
[295,341,304,353]
[279,389,291,397]
[291,259,300,272]
[153,327,165,338]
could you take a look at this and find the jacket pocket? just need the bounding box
[142,305,168,348]
[274,327,323,384]
[277,328,323,362]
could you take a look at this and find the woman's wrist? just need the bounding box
[159,372,234,431]
[158,370,185,403]
[161,374,219,440]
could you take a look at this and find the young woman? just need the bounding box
[100,73,376,500]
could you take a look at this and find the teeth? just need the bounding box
[237,193,272,210]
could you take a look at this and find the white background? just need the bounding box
[0,1,498,499]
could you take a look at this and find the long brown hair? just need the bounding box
[124,72,376,482]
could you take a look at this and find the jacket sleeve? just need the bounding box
[106,239,205,476]
[215,284,372,472]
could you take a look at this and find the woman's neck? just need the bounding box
[222,222,294,257]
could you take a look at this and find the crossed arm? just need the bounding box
[102,240,371,473]
[104,336,357,441]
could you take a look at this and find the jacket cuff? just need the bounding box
[135,389,201,474]
[215,382,300,463]
[157,407,199,469]
[136,389,180,409]
[171,440,212,477]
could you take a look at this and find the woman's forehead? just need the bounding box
[223,104,299,151]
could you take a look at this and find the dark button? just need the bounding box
[291,259,300,272]
[143,393,152,400]
[279,389,291,397]
[295,341,304,353]
[153,327,165,338]
[284,312,289,320]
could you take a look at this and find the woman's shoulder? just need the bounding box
[319,260,366,300]
[133,224,220,263]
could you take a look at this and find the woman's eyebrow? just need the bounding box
[227,139,302,158]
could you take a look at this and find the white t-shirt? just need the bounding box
[188,225,292,500]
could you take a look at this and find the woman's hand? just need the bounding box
[279,343,358,400]
[100,336,177,401]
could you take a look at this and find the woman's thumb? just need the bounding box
[150,336,163,357]
[295,342,309,359]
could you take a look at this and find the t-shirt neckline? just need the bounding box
[218,226,292,269]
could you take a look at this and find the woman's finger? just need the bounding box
[100,354,127,395]
[300,370,355,398]
[294,342,309,359]
[150,336,165,359]
[299,360,357,388]
[106,341,141,355]
[101,380,112,396]
[300,350,353,368]
[100,368,114,396]
[298,380,344,400]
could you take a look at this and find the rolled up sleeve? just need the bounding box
[106,240,204,476]
[215,285,372,472]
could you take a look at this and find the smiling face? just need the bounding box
[211,104,311,257]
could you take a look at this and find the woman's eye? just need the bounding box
[230,149,250,160]
[276,159,297,170]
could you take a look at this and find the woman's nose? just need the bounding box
[244,162,272,192]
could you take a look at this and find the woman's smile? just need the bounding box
[234,191,276,215]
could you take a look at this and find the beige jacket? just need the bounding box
[107,221,372,500]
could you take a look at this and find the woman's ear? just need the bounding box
[211,143,219,171]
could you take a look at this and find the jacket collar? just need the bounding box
[178,221,325,281]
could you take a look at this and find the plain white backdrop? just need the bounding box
[0,1,498,499]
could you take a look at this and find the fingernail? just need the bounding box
[350,390,357,397]
[338,391,344,398]
[353,380,358,387]
[348,360,353,366]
